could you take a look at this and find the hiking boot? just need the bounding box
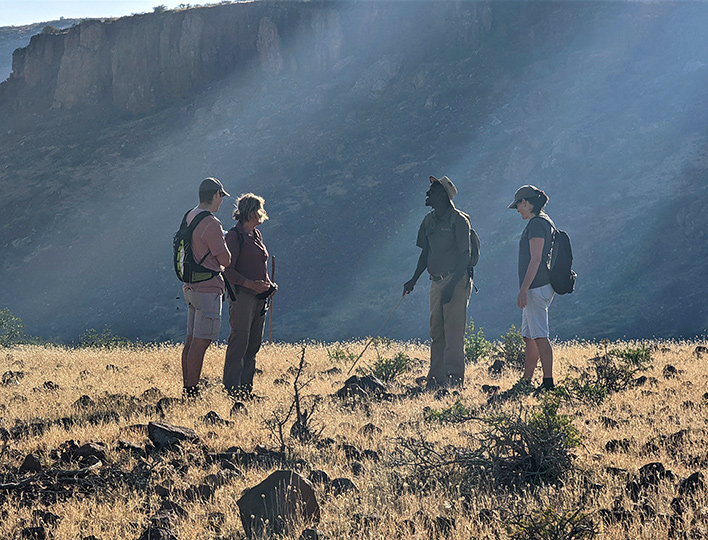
[533,377,555,397]
[182,385,201,400]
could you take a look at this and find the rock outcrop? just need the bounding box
[1,2,498,114]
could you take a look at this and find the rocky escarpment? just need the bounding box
[1,1,500,114]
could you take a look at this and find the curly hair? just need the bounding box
[233,193,269,223]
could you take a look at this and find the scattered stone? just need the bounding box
[694,345,708,357]
[679,471,705,496]
[605,439,632,453]
[359,423,381,436]
[308,470,331,487]
[148,422,200,449]
[299,527,326,540]
[481,384,499,395]
[1,370,24,386]
[184,483,214,502]
[431,516,455,537]
[639,461,674,487]
[20,527,46,540]
[105,364,119,372]
[202,410,234,427]
[78,370,91,380]
[681,400,695,410]
[75,442,108,463]
[599,416,619,429]
[137,526,177,540]
[335,375,386,399]
[158,500,186,518]
[322,367,342,376]
[72,395,95,409]
[330,477,358,496]
[350,461,364,476]
[316,437,335,449]
[341,443,361,461]
[42,381,59,391]
[363,449,380,462]
[155,397,182,416]
[117,439,145,456]
[230,401,247,416]
[488,359,504,376]
[663,364,678,378]
[20,453,42,472]
[237,470,320,539]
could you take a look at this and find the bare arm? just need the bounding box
[403,245,429,295]
[517,237,544,308]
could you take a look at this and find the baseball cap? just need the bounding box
[199,177,231,197]
[430,175,457,200]
[508,185,542,209]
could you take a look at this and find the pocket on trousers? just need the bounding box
[198,312,220,337]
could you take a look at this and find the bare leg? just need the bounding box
[523,336,540,380]
[535,337,554,379]
[183,337,211,387]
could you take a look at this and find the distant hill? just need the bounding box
[1,2,707,343]
[0,19,80,82]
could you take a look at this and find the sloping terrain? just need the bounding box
[0,2,707,343]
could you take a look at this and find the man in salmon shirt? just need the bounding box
[181,177,232,398]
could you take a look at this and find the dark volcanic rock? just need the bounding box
[147,422,200,449]
[20,452,42,472]
[330,477,358,496]
[237,470,319,539]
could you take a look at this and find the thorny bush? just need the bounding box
[506,506,598,540]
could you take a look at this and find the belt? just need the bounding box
[429,271,452,282]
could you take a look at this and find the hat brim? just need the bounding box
[508,200,520,209]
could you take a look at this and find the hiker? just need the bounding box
[403,176,473,388]
[508,184,555,391]
[223,193,277,398]
[181,177,232,398]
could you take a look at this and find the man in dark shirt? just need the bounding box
[404,176,472,388]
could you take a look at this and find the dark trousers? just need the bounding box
[224,292,267,393]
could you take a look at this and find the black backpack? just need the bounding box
[173,210,220,283]
[457,210,481,279]
[548,223,576,295]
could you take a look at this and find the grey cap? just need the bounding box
[508,184,542,209]
[199,177,231,197]
[430,175,457,200]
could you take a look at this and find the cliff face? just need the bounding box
[2,1,708,343]
[3,2,500,114]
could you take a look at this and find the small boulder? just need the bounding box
[679,471,705,496]
[330,477,358,496]
[237,470,320,539]
[20,453,42,472]
[230,401,248,416]
[148,422,200,449]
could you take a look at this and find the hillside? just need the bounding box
[0,339,707,539]
[0,2,707,343]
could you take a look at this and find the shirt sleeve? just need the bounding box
[201,218,229,258]
[415,219,428,250]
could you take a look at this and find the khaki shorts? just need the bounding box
[521,284,554,339]
[185,288,222,341]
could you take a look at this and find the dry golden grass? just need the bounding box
[1,339,708,539]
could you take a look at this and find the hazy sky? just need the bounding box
[0,1,193,27]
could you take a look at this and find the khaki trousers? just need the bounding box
[427,274,471,386]
[224,292,267,393]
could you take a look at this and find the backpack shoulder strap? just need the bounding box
[187,210,213,232]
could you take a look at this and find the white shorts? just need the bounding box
[521,283,554,339]
[185,289,222,341]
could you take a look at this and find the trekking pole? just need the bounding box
[346,291,408,376]
[268,255,275,343]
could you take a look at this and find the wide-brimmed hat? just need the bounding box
[430,175,457,200]
[508,184,542,209]
[199,177,231,197]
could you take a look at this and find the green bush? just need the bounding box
[498,325,525,369]
[424,398,477,423]
[77,326,137,349]
[370,352,411,382]
[507,507,597,540]
[0,308,25,347]
[464,318,494,365]
[327,345,357,364]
